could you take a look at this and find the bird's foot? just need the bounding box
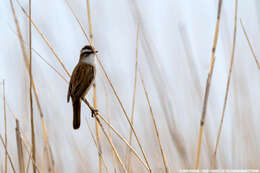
[91,108,98,118]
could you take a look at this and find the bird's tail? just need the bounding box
[72,98,81,129]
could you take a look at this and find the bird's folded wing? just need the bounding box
[70,63,95,99]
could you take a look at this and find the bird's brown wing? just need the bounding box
[68,63,95,100]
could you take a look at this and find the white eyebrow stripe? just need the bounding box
[81,50,92,54]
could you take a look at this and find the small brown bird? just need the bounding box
[67,45,97,129]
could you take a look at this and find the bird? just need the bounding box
[67,45,98,129]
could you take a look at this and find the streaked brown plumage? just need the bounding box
[67,45,96,129]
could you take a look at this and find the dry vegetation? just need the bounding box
[1,0,260,172]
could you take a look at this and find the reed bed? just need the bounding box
[1,0,260,172]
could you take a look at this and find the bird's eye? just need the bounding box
[82,51,93,56]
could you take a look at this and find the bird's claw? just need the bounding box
[91,109,98,117]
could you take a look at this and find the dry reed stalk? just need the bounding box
[5,103,41,173]
[85,0,102,172]
[15,119,25,173]
[11,116,41,173]
[179,26,219,163]
[28,0,36,172]
[195,0,223,168]
[85,118,109,173]
[93,111,150,171]
[126,24,139,172]
[180,22,219,167]
[94,118,128,173]
[94,84,102,173]
[42,130,52,173]
[64,3,151,169]
[179,25,214,164]
[86,0,93,43]
[94,46,102,172]
[139,70,169,172]
[211,0,238,168]
[11,1,55,171]
[240,19,260,70]
[2,81,7,173]
[103,84,117,173]
[0,135,16,173]
[7,102,43,173]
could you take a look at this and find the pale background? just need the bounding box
[0,0,260,172]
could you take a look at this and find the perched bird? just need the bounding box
[67,45,98,129]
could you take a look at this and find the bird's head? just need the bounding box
[80,45,98,58]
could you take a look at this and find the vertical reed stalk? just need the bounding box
[195,0,223,168]
[86,0,102,172]
[212,0,238,168]
[15,119,25,173]
[11,1,55,171]
[86,0,93,44]
[126,24,139,172]
[28,0,36,172]
[94,83,102,173]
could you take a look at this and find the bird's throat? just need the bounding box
[80,54,95,65]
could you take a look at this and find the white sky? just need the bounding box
[0,0,260,171]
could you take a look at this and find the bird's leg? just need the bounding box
[91,109,98,117]
[81,97,99,117]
